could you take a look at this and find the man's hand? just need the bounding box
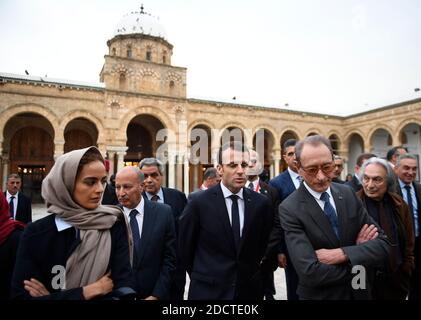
[315,248,347,265]
[278,253,287,268]
[24,278,50,297]
[356,224,378,245]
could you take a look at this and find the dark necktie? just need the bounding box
[248,182,254,190]
[229,195,241,251]
[129,209,141,264]
[320,192,339,238]
[9,196,15,218]
[404,185,417,234]
[151,194,159,202]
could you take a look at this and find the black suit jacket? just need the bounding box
[5,192,32,224]
[128,200,177,299]
[279,182,390,300]
[11,214,134,300]
[345,175,362,193]
[179,184,275,300]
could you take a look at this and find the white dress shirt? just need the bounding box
[145,188,165,203]
[288,168,301,190]
[123,198,145,239]
[6,191,19,219]
[220,182,245,236]
[303,182,338,215]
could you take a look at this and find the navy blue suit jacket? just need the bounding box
[269,170,297,202]
[179,184,275,300]
[11,214,134,300]
[129,200,177,299]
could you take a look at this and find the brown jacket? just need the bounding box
[357,190,415,274]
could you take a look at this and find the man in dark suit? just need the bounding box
[280,135,390,300]
[332,155,345,184]
[179,141,279,300]
[188,167,220,202]
[246,149,280,300]
[345,153,376,192]
[395,153,421,300]
[5,173,32,224]
[115,166,176,300]
[138,157,187,300]
[269,138,300,300]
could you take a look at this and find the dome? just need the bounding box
[114,7,168,41]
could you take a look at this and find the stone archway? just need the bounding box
[3,113,55,202]
[63,117,99,153]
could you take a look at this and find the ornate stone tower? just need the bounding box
[100,6,186,98]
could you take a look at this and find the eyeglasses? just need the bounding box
[300,162,335,176]
[362,175,385,185]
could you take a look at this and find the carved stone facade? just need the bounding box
[1,9,420,201]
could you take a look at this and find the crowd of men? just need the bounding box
[1,136,420,300]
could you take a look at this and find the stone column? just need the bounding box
[270,163,274,179]
[54,140,65,160]
[107,151,116,176]
[273,148,281,177]
[168,154,176,189]
[2,154,9,191]
[184,148,190,195]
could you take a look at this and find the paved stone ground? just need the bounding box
[33,203,287,300]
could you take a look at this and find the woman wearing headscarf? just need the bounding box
[0,192,25,300]
[11,147,135,300]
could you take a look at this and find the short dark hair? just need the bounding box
[386,146,408,161]
[295,135,333,164]
[282,139,297,152]
[203,167,218,180]
[217,141,249,165]
[356,153,376,167]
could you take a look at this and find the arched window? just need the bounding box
[146,50,152,61]
[169,80,175,89]
[127,45,132,58]
[119,73,127,90]
[163,51,167,64]
[112,47,116,56]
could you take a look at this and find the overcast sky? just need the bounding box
[1,0,420,116]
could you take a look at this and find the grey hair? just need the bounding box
[7,173,21,181]
[334,155,342,160]
[358,157,396,193]
[138,157,164,175]
[295,135,334,164]
[396,153,418,167]
[128,166,145,183]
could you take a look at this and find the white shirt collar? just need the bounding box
[303,181,333,201]
[288,167,300,180]
[398,178,413,189]
[6,191,18,199]
[122,197,145,218]
[220,182,244,200]
[55,215,73,232]
[146,188,164,201]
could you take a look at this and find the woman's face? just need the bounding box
[73,160,107,210]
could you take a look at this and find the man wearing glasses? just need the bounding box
[139,158,187,300]
[356,157,414,299]
[279,135,390,300]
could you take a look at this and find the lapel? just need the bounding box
[238,188,255,254]
[214,184,237,254]
[137,199,156,264]
[300,184,339,247]
[286,170,298,193]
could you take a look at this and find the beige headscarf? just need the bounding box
[41,146,124,289]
